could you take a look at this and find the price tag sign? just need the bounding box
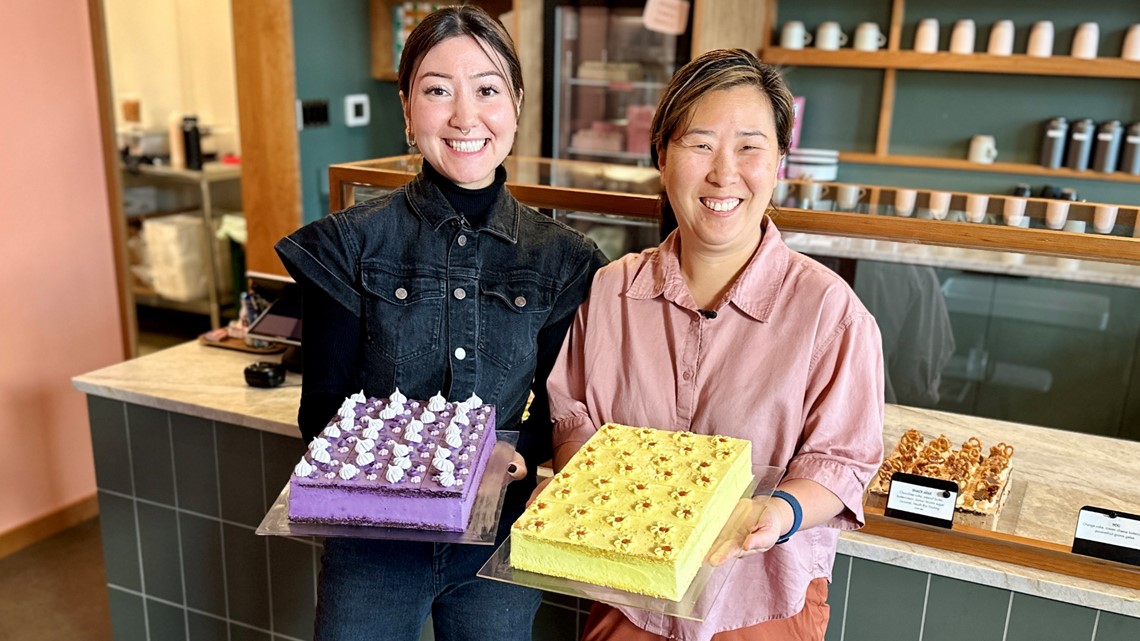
[1072,506,1140,567]
[884,472,958,529]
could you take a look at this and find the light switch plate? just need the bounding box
[345,94,370,127]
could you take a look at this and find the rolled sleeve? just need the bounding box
[274,212,361,315]
[790,311,885,529]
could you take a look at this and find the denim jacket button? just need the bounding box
[514,296,527,308]
[457,235,467,246]
[454,347,467,360]
[454,287,466,300]
[395,287,408,300]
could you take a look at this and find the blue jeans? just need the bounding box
[314,482,541,641]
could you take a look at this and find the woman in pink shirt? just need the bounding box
[546,49,885,641]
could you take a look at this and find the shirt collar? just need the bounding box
[404,171,521,243]
[625,216,790,322]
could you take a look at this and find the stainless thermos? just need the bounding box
[1122,122,1140,176]
[1092,120,1123,173]
[1040,117,1068,169]
[1066,118,1095,171]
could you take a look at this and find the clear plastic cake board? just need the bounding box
[256,431,518,545]
[476,464,785,622]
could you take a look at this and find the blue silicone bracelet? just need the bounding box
[771,490,802,544]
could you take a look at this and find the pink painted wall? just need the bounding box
[0,2,125,536]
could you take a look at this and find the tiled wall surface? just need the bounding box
[88,396,1140,641]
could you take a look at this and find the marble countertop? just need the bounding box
[73,343,1140,613]
[783,231,1140,288]
[73,341,300,438]
[840,404,1140,618]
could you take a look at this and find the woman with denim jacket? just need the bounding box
[275,7,607,640]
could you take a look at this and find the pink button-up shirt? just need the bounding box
[548,219,884,641]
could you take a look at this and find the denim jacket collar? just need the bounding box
[404,172,521,243]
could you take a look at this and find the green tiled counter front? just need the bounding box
[75,343,1140,640]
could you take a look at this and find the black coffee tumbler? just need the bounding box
[182,116,202,170]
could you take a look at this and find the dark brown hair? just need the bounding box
[651,49,795,239]
[397,5,524,106]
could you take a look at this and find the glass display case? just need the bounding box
[544,1,691,166]
[328,154,1140,592]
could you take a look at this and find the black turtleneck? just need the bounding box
[421,159,507,229]
[296,161,508,442]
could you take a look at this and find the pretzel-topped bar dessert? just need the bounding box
[869,429,1015,517]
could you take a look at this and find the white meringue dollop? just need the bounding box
[355,451,375,466]
[428,391,447,412]
[294,459,315,477]
[386,464,405,483]
[339,463,360,480]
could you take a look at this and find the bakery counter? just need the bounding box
[841,405,1140,619]
[73,340,300,437]
[73,343,1140,639]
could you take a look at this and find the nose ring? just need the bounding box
[459,128,471,136]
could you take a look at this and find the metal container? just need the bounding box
[1092,120,1123,173]
[1121,122,1140,176]
[1065,118,1095,171]
[1040,117,1068,168]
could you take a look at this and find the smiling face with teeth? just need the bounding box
[659,85,781,263]
[402,35,520,189]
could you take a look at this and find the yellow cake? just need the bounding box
[510,423,754,601]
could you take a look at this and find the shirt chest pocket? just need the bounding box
[478,277,555,369]
[361,267,445,363]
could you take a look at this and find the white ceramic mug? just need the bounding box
[816,21,848,50]
[915,19,939,53]
[772,179,790,206]
[988,20,1015,56]
[1094,204,1119,234]
[800,181,831,206]
[1027,21,1054,57]
[836,184,868,210]
[1045,200,1070,229]
[950,19,976,54]
[1003,197,1027,226]
[965,194,989,223]
[854,22,887,51]
[1071,22,1099,59]
[928,191,951,220]
[968,135,998,164]
[894,188,917,217]
[781,21,813,50]
[1124,24,1140,61]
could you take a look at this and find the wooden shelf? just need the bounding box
[761,47,1140,80]
[839,152,1140,184]
[568,77,668,91]
[863,506,1140,591]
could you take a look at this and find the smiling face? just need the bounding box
[659,85,781,259]
[402,36,519,189]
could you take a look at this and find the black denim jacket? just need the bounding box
[276,172,607,467]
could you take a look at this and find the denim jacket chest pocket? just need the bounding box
[478,275,555,369]
[361,266,445,363]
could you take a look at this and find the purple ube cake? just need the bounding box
[288,388,497,531]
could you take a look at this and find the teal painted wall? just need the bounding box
[293,0,405,223]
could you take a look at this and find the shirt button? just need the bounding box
[395,287,408,300]
[682,371,692,381]
[457,235,467,246]
[454,288,466,300]
[454,347,467,360]
[514,296,527,308]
